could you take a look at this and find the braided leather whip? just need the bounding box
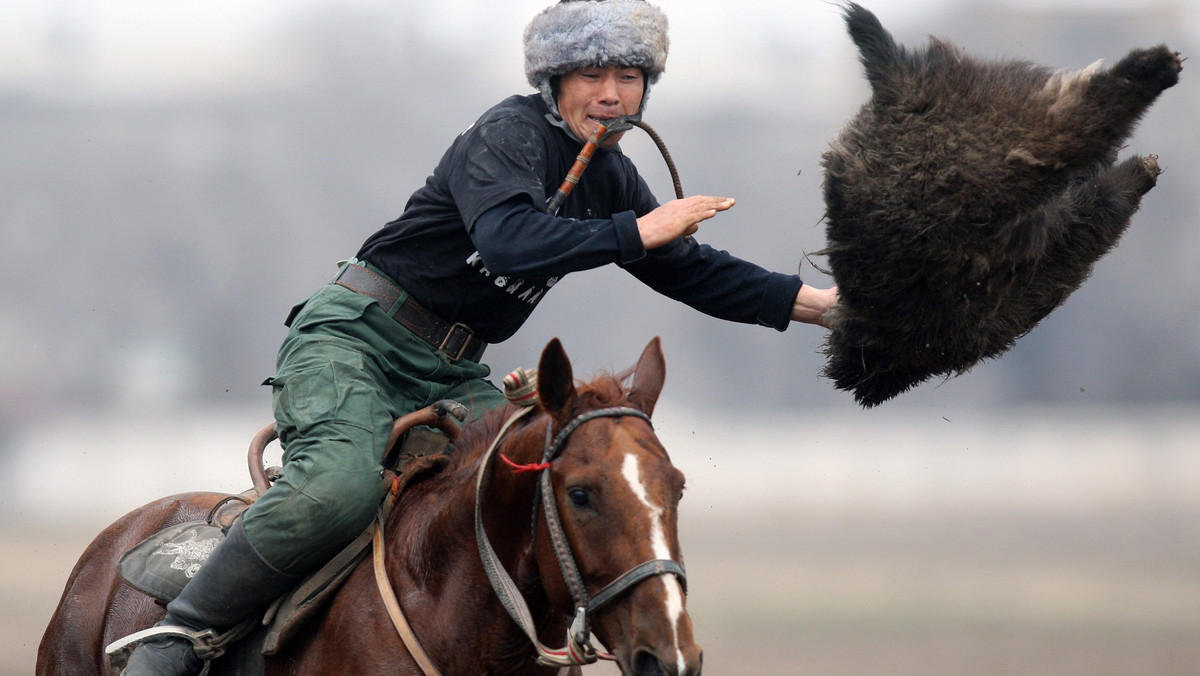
[547,117,684,216]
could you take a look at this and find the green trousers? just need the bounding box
[242,272,506,574]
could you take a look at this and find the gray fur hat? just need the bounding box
[524,0,670,115]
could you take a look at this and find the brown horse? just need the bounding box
[37,337,702,676]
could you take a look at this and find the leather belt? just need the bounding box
[335,263,486,363]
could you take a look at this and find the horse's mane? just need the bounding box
[450,368,635,469]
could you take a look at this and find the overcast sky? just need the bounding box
[6,0,1193,100]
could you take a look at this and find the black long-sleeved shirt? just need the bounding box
[357,94,802,344]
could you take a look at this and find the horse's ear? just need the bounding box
[628,336,666,417]
[537,338,577,416]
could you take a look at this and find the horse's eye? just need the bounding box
[567,487,591,508]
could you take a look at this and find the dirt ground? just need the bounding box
[13,504,1200,675]
[682,508,1200,675]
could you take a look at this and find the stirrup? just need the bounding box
[105,625,220,676]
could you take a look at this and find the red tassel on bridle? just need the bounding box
[500,454,551,474]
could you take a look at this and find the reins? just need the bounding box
[373,479,442,676]
[370,404,537,676]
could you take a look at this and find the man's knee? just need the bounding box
[243,460,387,573]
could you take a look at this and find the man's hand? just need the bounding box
[636,196,735,249]
[792,284,839,328]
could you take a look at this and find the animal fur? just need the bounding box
[819,3,1181,407]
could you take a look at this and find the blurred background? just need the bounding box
[4,0,1199,673]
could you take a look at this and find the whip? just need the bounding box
[546,116,684,216]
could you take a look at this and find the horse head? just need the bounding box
[514,336,701,676]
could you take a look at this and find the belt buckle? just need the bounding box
[439,323,475,362]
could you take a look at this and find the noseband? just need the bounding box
[474,405,688,668]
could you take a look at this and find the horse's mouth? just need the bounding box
[631,649,671,676]
[620,647,700,676]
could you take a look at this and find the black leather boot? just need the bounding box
[121,519,300,675]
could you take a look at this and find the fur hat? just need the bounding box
[524,0,670,115]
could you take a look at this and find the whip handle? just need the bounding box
[546,123,608,215]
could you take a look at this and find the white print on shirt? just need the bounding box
[465,251,558,306]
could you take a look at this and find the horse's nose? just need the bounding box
[632,649,670,676]
[632,647,703,676]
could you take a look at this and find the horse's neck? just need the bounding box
[387,445,558,643]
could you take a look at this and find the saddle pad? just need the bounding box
[118,521,225,603]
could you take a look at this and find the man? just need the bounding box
[122,1,837,673]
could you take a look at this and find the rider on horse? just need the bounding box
[123,1,837,673]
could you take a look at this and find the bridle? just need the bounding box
[474,405,688,668]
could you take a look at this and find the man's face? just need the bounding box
[556,65,645,148]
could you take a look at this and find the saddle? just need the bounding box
[113,402,465,674]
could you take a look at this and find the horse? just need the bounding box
[37,337,702,676]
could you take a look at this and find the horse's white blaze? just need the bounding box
[621,453,686,672]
